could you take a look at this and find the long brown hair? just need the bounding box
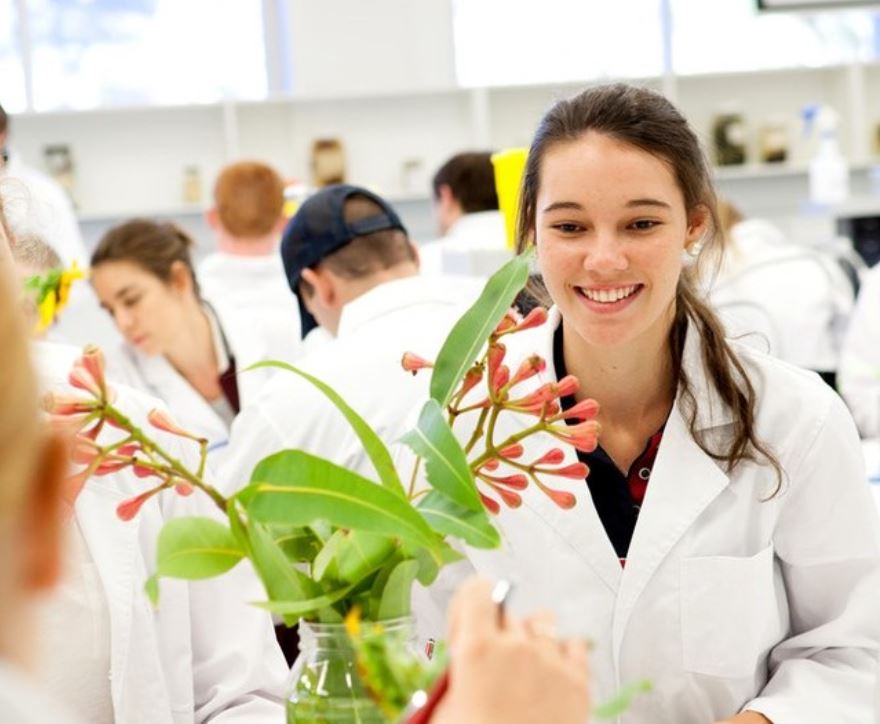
[516,83,782,491]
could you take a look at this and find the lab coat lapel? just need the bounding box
[74,479,140,715]
[611,323,733,655]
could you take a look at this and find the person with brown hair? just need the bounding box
[420,151,510,277]
[89,219,278,461]
[200,160,303,360]
[420,84,880,723]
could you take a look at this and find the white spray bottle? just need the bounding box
[803,104,849,206]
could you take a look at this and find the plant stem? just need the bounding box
[463,406,490,456]
[407,457,422,499]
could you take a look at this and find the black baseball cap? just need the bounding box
[281,184,407,338]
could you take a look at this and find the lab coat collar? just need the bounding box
[446,210,505,238]
[336,274,455,338]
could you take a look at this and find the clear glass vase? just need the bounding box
[285,616,416,723]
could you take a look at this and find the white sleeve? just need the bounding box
[743,393,880,723]
[839,270,880,437]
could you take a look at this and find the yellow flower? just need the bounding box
[35,291,57,334]
[57,261,86,309]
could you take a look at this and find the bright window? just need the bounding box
[0,2,27,113]
[451,0,664,87]
[24,0,267,111]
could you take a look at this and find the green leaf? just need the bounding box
[334,531,397,584]
[245,360,405,497]
[377,560,420,619]
[155,517,244,580]
[247,520,320,626]
[241,450,443,557]
[254,583,358,617]
[417,491,500,550]
[367,553,405,619]
[593,680,652,719]
[313,530,344,582]
[429,249,533,407]
[409,539,465,586]
[144,574,159,607]
[269,524,323,562]
[401,400,482,512]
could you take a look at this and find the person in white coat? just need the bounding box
[838,262,880,438]
[418,84,880,723]
[89,219,277,460]
[419,151,510,278]
[707,201,854,386]
[199,160,303,363]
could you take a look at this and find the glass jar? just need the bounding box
[286,616,417,723]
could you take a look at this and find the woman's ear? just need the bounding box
[20,431,68,593]
[169,260,195,296]
[685,205,710,250]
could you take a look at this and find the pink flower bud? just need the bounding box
[479,491,501,515]
[69,365,102,398]
[515,307,548,332]
[480,458,500,472]
[545,462,590,480]
[133,463,159,479]
[147,408,203,441]
[491,365,510,395]
[71,437,102,465]
[42,391,97,416]
[487,343,506,383]
[555,375,579,399]
[62,467,94,505]
[458,366,483,397]
[490,484,522,509]
[510,355,547,387]
[553,398,600,422]
[174,481,194,496]
[533,448,565,466]
[490,473,528,490]
[494,311,519,335]
[498,443,524,459]
[116,490,154,521]
[401,352,433,375]
[94,457,131,476]
[80,345,107,397]
[543,487,577,509]
[116,443,140,457]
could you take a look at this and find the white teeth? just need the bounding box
[582,285,637,303]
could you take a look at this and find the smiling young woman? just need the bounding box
[421,84,880,724]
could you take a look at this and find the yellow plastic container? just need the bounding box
[491,148,528,250]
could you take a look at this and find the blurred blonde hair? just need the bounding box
[0,190,43,522]
[214,161,285,238]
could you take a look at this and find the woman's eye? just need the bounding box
[122,296,140,307]
[630,220,659,231]
[553,223,582,234]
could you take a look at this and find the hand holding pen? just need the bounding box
[408,577,591,724]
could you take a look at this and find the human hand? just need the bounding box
[431,577,591,724]
[715,711,773,724]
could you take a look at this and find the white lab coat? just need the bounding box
[1,150,87,265]
[219,273,484,491]
[35,342,287,724]
[707,219,854,372]
[416,307,880,723]
[104,302,277,460]
[0,661,84,724]
[419,210,510,278]
[198,251,303,364]
[840,262,880,438]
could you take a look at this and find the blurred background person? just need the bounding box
[706,199,855,387]
[420,151,510,277]
[200,160,303,363]
[90,219,277,459]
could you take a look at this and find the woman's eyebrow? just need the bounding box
[625,198,671,209]
[542,201,584,213]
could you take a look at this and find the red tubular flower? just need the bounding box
[487,343,506,383]
[532,448,565,466]
[174,481,194,496]
[542,462,590,480]
[555,375,579,398]
[548,420,600,454]
[71,437,102,465]
[147,408,204,442]
[542,487,577,509]
[68,365,102,398]
[116,443,141,457]
[483,473,528,490]
[133,463,159,479]
[491,365,510,396]
[94,457,131,476]
[480,458,500,472]
[552,398,600,423]
[509,355,547,387]
[401,352,433,375]
[458,366,484,397]
[42,391,97,416]
[498,443,524,459]
[80,345,107,397]
[514,307,548,332]
[488,483,522,509]
[494,311,519,335]
[116,490,155,521]
[479,491,501,515]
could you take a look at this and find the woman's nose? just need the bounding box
[583,231,628,273]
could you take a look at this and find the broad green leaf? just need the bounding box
[247,520,320,626]
[269,524,323,563]
[226,502,252,556]
[241,450,443,557]
[429,249,533,407]
[245,360,405,497]
[409,539,465,586]
[156,517,244,580]
[401,400,482,512]
[417,491,500,550]
[368,553,405,619]
[313,530,344,582]
[334,531,397,584]
[593,680,652,719]
[377,559,420,620]
[254,582,358,617]
[144,574,159,607]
